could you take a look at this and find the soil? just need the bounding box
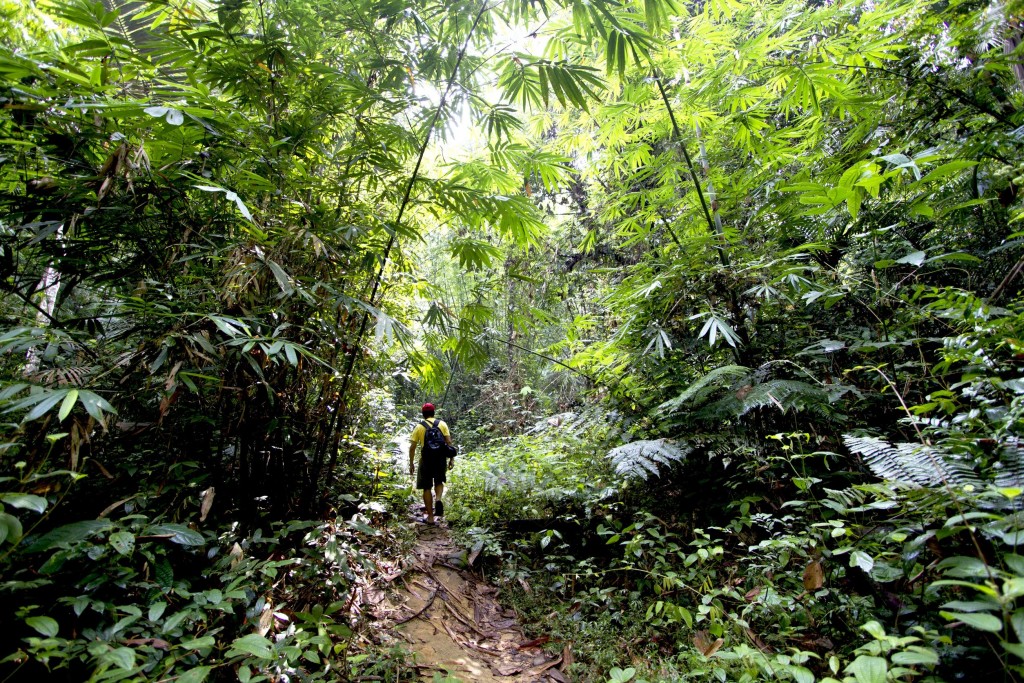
[367,507,570,682]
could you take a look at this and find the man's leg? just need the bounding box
[422,487,434,523]
[434,483,444,517]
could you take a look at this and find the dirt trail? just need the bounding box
[369,509,568,682]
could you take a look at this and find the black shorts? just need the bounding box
[416,454,447,489]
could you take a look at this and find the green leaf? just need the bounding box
[176,666,213,683]
[895,250,926,266]
[109,530,135,555]
[0,493,47,513]
[58,389,78,421]
[25,615,59,637]
[0,512,23,544]
[181,635,217,650]
[148,602,167,622]
[23,390,67,422]
[147,524,204,546]
[266,260,294,296]
[936,555,991,578]
[940,610,1003,632]
[608,667,636,683]
[77,390,117,422]
[105,647,136,670]
[845,655,887,683]
[850,550,874,572]
[891,647,939,666]
[920,160,977,183]
[229,633,274,659]
[25,520,113,552]
[789,665,814,683]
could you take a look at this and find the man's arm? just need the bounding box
[443,426,454,470]
[408,441,416,475]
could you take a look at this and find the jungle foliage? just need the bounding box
[1,0,1023,679]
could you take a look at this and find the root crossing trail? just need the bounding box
[371,507,568,682]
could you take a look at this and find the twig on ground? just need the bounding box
[393,589,437,624]
[443,598,497,639]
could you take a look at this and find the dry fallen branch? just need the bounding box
[443,599,496,640]
[393,589,437,624]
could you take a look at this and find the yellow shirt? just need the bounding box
[410,418,450,453]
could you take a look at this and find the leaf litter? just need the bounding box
[367,506,564,681]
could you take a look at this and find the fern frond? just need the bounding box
[658,365,750,414]
[736,379,831,417]
[822,487,869,514]
[994,438,1024,489]
[607,439,691,480]
[845,435,983,489]
[32,364,97,387]
[823,483,901,514]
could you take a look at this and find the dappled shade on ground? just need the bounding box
[369,506,569,681]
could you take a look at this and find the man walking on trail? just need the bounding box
[409,403,454,525]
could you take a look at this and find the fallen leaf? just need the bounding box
[694,630,724,657]
[527,656,562,677]
[803,560,824,591]
[123,637,170,650]
[562,643,574,669]
[744,628,771,653]
[518,636,550,650]
[548,668,569,682]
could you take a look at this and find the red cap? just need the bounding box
[422,403,434,411]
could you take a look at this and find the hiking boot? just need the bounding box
[435,500,444,517]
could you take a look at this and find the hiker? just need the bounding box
[408,402,455,524]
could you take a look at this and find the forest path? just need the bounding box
[369,506,568,682]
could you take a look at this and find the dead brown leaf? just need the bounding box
[561,643,574,669]
[123,637,170,650]
[694,630,724,657]
[229,542,244,569]
[518,636,550,650]
[803,560,824,591]
[548,669,570,682]
[199,486,215,522]
[257,605,274,636]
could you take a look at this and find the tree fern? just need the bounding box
[657,365,750,414]
[607,438,691,480]
[692,378,835,423]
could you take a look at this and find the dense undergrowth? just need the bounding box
[3,0,1024,679]
[1,442,422,682]
[445,297,1024,682]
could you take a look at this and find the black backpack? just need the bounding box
[421,419,446,458]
